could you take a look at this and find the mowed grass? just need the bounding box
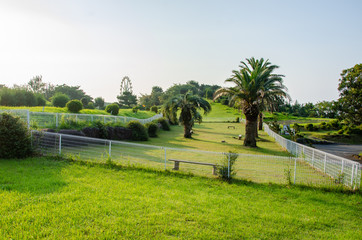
[0,157,361,239]
[142,122,291,156]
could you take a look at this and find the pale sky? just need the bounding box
[0,0,361,103]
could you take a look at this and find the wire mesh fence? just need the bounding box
[31,130,360,189]
[263,124,361,189]
[0,109,163,129]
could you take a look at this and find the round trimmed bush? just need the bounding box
[306,123,314,131]
[151,106,158,113]
[105,104,119,115]
[66,100,83,113]
[145,122,158,137]
[157,118,170,131]
[35,94,46,106]
[52,93,70,108]
[126,120,148,141]
[0,112,32,158]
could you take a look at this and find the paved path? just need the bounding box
[313,144,362,162]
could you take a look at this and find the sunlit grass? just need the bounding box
[0,157,360,239]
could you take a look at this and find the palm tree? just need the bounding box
[214,57,288,147]
[163,92,211,138]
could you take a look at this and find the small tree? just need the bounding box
[66,100,83,113]
[105,103,119,115]
[94,97,105,109]
[151,106,158,113]
[52,93,70,107]
[127,120,148,141]
[117,91,137,108]
[0,113,32,158]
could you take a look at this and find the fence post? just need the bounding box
[312,149,315,167]
[108,141,112,158]
[27,110,30,129]
[103,116,105,123]
[56,113,59,128]
[341,159,344,174]
[91,115,94,122]
[59,134,62,155]
[350,164,355,188]
[76,114,78,123]
[294,157,297,184]
[228,153,231,179]
[323,154,327,173]
[164,148,167,170]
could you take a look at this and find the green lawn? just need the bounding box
[0,157,360,239]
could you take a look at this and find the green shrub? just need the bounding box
[52,93,70,108]
[132,106,139,113]
[217,151,238,181]
[0,112,32,158]
[126,120,148,141]
[35,94,46,106]
[293,123,301,133]
[319,122,328,130]
[328,119,341,130]
[92,121,108,139]
[66,100,83,113]
[221,99,229,106]
[157,118,170,131]
[145,122,158,137]
[151,106,158,113]
[235,117,240,123]
[306,123,314,131]
[105,104,119,115]
[86,102,95,109]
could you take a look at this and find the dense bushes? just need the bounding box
[157,118,170,131]
[145,122,159,137]
[66,100,83,113]
[52,93,70,107]
[151,106,158,113]
[0,113,32,158]
[105,104,119,115]
[126,120,148,141]
[0,88,44,106]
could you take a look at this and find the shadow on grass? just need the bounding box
[0,157,68,195]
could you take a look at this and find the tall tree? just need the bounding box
[117,91,137,108]
[214,57,288,147]
[337,63,362,125]
[163,92,211,138]
[94,97,105,109]
[28,75,45,93]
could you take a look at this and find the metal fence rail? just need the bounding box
[263,124,361,189]
[31,130,360,189]
[0,109,163,129]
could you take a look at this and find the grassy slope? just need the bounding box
[143,122,290,156]
[203,101,241,122]
[0,157,360,240]
[0,106,155,119]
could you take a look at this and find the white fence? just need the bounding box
[31,130,360,189]
[263,124,361,189]
[0,109,163,129]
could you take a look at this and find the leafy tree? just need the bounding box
[105,103,119,115]
[163,92,211,138]
[337,63,362,125]
[117,91,137,108]
[27,75,45,93]
[53,84,91,101]
[94,97,105,109]
[214,57,287,147]
[52,93,70,108]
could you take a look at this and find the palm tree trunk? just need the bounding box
[258,112,263,130]
[244,119,257,147]
[184,124,192,138]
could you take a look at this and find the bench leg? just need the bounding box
[212,166,217,175]
[173,161,179,170]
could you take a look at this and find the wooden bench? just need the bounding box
[169,159,217,175]
[227,126,235,129]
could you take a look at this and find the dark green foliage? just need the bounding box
[105,104,119,115]
[157,118,170,131]
[319,122,328,130]
[52,93,70,107]
[151,106,158,113]
[145,122,158,137]
[35,94,46,106]
[306,123,314,131]
[94,97,105,109]
[293,123,301,132]
[0,113,32,158]
[91,121,108,139]
[217,151,238,181]
[269,120,281,133]
[86,102,95,109]
[53,84,91,101]
[117,91,137,108]
[328,119,341,130]
[0,88,38,106]
[221,98,229,106]
[132,106,139,113]
[235,117,240,123]
[126,120,148,141]
[337,64,362,125]
[66,100,83,113]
